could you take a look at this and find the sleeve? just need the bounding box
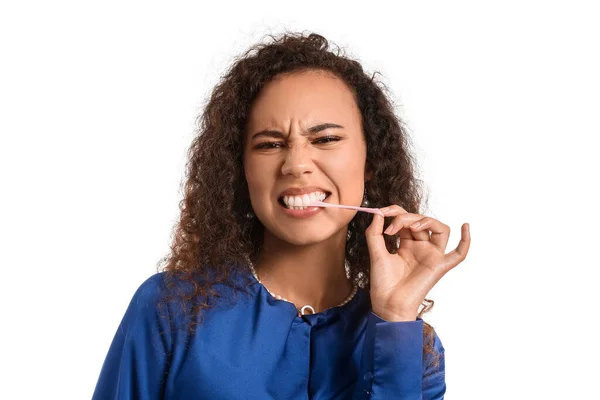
[92,274,173,400]
[353,312,446,400]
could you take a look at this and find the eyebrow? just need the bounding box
[250,123,344,140]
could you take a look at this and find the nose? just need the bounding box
[280,143,314,178]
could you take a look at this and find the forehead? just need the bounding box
[246,69,361,131]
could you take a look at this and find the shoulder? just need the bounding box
[129,271,201,306]
[125,269,250,319]
[122,268,256,328]
[136,272,166,293]
[116,273,175,338]
[127,272,167,310]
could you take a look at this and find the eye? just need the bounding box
[253,135,341,150]
[314,135,341,144]
[254,142,283,149]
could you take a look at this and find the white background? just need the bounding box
[1,1,598,399]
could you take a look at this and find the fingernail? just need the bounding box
[410,222,420,228]
[384,224,394,234]
[380,207,391,214]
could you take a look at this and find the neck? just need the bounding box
[252,229,354,313]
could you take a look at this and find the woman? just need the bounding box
[93,31,471,399]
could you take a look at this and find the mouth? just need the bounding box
[277,191,332,209]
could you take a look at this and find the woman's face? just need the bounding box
[243,69,371,246]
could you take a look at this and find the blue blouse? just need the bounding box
[92,270,446,399]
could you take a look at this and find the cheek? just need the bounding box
[244,160,273,202]
[244,156,262,184]
[244,164,260,200]
[246,175,266,199]
[324,151,366,193]
[326,172,362,204]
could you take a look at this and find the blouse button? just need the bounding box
[363,371,373,381]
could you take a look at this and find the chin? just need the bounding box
[278,227,339,246]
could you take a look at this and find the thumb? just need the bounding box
[364,213,388,263]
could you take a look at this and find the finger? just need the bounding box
[380,204,410,217]
[442,223,471,271]
[384,213,429,241]
[409,217,451,250]
[381,205,412,240]
[399,220,430,241]
[365,213,389,263]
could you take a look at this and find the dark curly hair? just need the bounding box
[157,30,440,368]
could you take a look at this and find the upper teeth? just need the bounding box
[283,192,327,207]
